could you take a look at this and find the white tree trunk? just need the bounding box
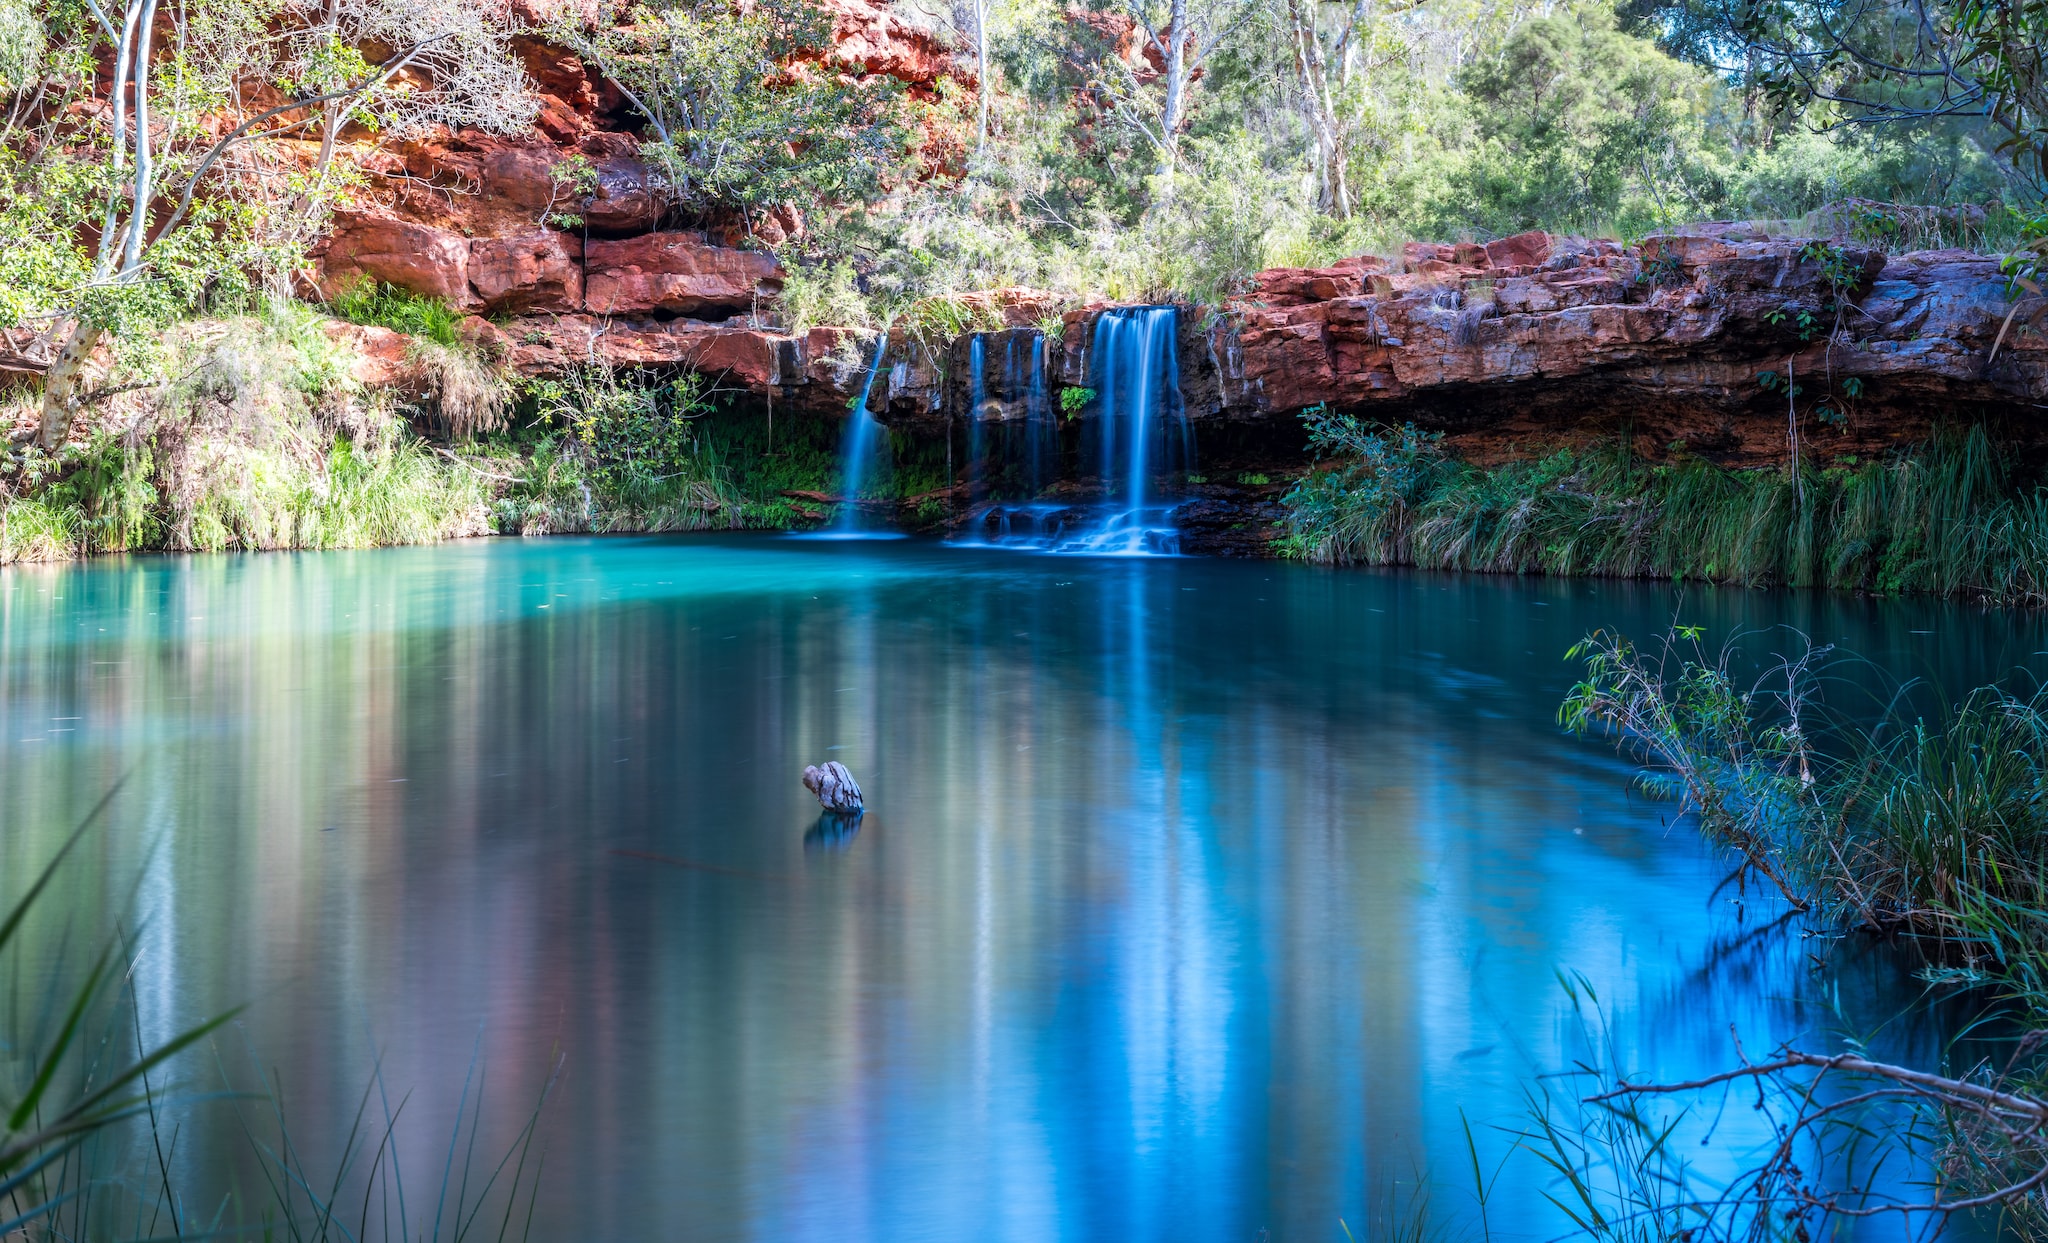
[974,0,991,151]
[38,322,105,452]
[1158,0,1187,183]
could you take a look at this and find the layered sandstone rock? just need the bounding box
[1204,227,2043,448]
[469,230,583,314]
[318,213,782,322]
[583,232,783,318]
[309,0,957,321]
[321,216,476,308]
[1109,228,2042,464]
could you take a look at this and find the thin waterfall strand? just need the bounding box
[967,335,987,504]
[833,329,892,535]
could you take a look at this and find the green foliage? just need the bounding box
[327,279,464,346]
[544,153,602,228]
[1058,386,1095,418]
[510,363,744,532]
[0,311,495,562]
[1561,620,2048,1031]
[0,0,42,91]
[557,0,907,214]
[777,259,875,333]
[530,364,716,489]
[1277,407,1455,562]
[1283,415,2048,604]
[1561,626,1821,904]
[1435,4,1733,236]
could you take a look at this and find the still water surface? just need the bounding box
[2,536,2043,1241]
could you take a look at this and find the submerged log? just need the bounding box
[802,761,864,814]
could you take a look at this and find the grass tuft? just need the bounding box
[1282,411,2048,605]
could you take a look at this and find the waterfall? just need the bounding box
[967,334,988,503]
[956,307,1189,556]
[1068,305,1186,554]
[1022,332,1056,496]
[830,329,894,537]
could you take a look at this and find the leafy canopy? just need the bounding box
[558,0,908,213]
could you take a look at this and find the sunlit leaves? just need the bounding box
[558,0,908,213]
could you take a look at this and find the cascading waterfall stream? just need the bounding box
[1068,305,1187,554]
[967,335,988,503]
[1022,333,1055,497]
[955,307,1189,555]
[826,326,900,539]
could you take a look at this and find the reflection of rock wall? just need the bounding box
[13,540,1944,1240]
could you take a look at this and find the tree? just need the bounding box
[1274,0,1425,217]
[1090,0,1261,186]
[1445,5,1734,232]
[1671,0,2039,194]
[555,0,906,218]
[3,0,535,451]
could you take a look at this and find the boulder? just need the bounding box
[802,761,864,813]
[469,230,583,313]
[1250,257,1385,307]
[320,216,474,308]
[583,232,783,318]
[1484,230,1552,269]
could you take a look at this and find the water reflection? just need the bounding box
[805,811,865,851]
[0,539,2041,1241]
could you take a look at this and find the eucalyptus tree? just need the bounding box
[1089,0,1262,188]
[553,0,906,220]
[3,0,534,452]
[1691,0,2047,193]
[1271,0,1423,217]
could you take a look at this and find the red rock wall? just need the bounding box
[305,1,958,415]
[1044,228,2048,466]
[289,7,2046,461]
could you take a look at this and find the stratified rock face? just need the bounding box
[309,0,957,328]
[469,230,583,314]
[292,1,2043,464]
[322,216,477,308]
[1221,229,2010,406]
[319,211,782,321]
[1171,228,2044,462]
[584,232,784,318]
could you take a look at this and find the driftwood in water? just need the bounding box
[802,761,864,813]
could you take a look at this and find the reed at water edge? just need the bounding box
[0,785,558,1243]
[1282,410,2048,605]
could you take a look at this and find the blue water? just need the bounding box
[0,537,2034,1240]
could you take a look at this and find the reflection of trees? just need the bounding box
[1,546,2043,1239]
